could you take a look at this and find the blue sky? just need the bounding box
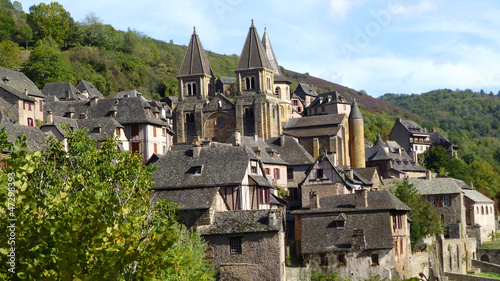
[16,0,500,97]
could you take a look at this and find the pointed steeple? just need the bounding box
[178,27,215,77]
[374,135,386,147]
[349,100,363,119]
[236,21,273,71]
[262,27,281,75]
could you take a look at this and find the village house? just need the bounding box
[151,141,286,280]
[306,91,352,116]
[463,188,496,245]
[42,82,87,101]
[365,136,427,179]
[291,82,318,115]
[429,129,459,158]
[75,80,105,99]
[389,118,431,162]
[0,67,45,127]
[292,189,412,280]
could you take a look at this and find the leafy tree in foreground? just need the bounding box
[0,128,215,280]
[390,178,442,251]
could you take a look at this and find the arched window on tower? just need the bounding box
[192,84,196,96]
[244,108,254,118]
[275,87,281,99]
[246,78,250,90]
[187,84,192,96]
[186,113,194,122]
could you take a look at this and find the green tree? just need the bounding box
[421,146,450,173]
[22,44,74,88]
[0,8,16,41]
[27,2,73,46]
[0,128,215,280]
[391,178,442,251]
[0,40,22,69]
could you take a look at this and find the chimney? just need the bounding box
[24,86,28,96]
[193,144,201,158]
[254,134,258,142]
[234,131,241,146]
[66,90,71,99]
[90,97,99,106]
[426,170,432,180]
[46,110,53,124]
[349,169,354,179]
[352,228,366,252]
[355,188,368,208]
[111,105,118,117]
[280,135,285,147]
[313,137,320,159]
[309,190,320,209]
[68,107,75,118]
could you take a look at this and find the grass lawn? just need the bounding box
[480,239,500,250]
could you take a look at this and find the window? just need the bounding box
[258,187,269,204]
[482,206,484,215]
[154,143,157,153]
[429,196,436,206]
[394,239,398,254]
[274,168,280,179]
[131,142,140,153]
[314,108,318,114]
[337,254,346,266]
[371,254,379,266]
[321,106,325,112]
[116,128,121,136]
[39,100,43,112]
[27,117,34,127]
[443,196,450,207]
[230,237,242,255]
[163,146,166,154]
[317,169,324,179]
[23,100,26,110]
[153,127,157,137]
[287,168,294,180]
[265,168,270,175]
[293,100,298,106]
[320,254,327,266]
[131,124,139,137]
[288,187,298,199]
[400,238,404,253]
[331,220,344,228]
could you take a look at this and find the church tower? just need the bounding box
[349,100,366,168]
[174,27,216,143]
[234,21,281,140]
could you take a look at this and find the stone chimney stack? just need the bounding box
[90,97,99,106]
[234,131,241,146]
[313,137,320,159]
[426,170,432,180]
[280,135,285,147]
[46,110,53,124]
[309,190,320,209]
[193,144,201,158]
[352,228,366,252]
[355,188,368,208]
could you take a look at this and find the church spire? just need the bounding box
[178,27,214,77]
[236,20,273,71]
[262,27,281,75]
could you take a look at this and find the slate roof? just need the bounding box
[152,146,268,189]
[353,167,379,185]
[76,80,104,98]
[41,116,78,137]
[0,83,35,102]
[398,119,428,134]
[261,28,281,75]
[152,187,221,210]
[114,90,149,101]
[308,91,352,108]
[463,189,494,203]
[385,178,465,195]
[429,131,458,148]
[43,97,168,126]
[76,117,123,141]
[240,135,288,165]
[365,136,426,172]
[349,100,363,119]
[236,21,273,71]
[283,114,345,138]
[293,190,410,254]
[42,82,83,100]
[0,67,44,98]
[0,110,46,152]
[266,136,315,166]
[199,209,283,235]
[178,28,215,78]
[292,83,318,100]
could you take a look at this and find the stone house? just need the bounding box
[40,114,129,151]
[306,91,352,116]
[292,189,412,280]
[215,77,236,96]
[365,136,427,179]
[75,80,104,99]
[291,82,318,115]
[0,110,46,152]
[43,96,173,162]
[42,82,86,101]
[429,129,459,158]
[0,67,45,126]
[389,118,431,162]
[463,188,496,245]
[151,143,286,281]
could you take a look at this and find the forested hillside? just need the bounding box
[380,89,500,198]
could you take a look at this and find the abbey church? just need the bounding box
[173,21,293,143]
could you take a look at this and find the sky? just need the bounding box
[15,0,500,97]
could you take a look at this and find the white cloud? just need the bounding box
[328,0,360,20]
[389,0,438,17]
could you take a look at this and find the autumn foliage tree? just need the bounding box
[0,128,215,280]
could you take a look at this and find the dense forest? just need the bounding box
[1,0,499,201]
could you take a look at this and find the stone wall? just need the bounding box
[478,249,500,264]
[440,236,477,274]
[408,252,430,279]
[445,272,499,281]
[472,259,500,274]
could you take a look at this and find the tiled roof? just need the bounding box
[463,189,494,203]
[266,136,315,166]
[284,114,345,129]
[292,83,318,99]
[0,83,35,102]
[199,209,283,235]
[398,119,428,134]
[308,91,352,108]
[152,187,221,210]
[261,28,281,75]
[42,82,83,100]
[365,137,426,172]
[0,67,44,98]
[76,117,123,141]
[0,110,46,152]
[353,167,378,185]
[178,28,215,77]
[76,80,104,98]
[349,100,362,119]
[114,90,149,101]
[236,21,273,71]
[152,146,258,189]
[385,178,466,195]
